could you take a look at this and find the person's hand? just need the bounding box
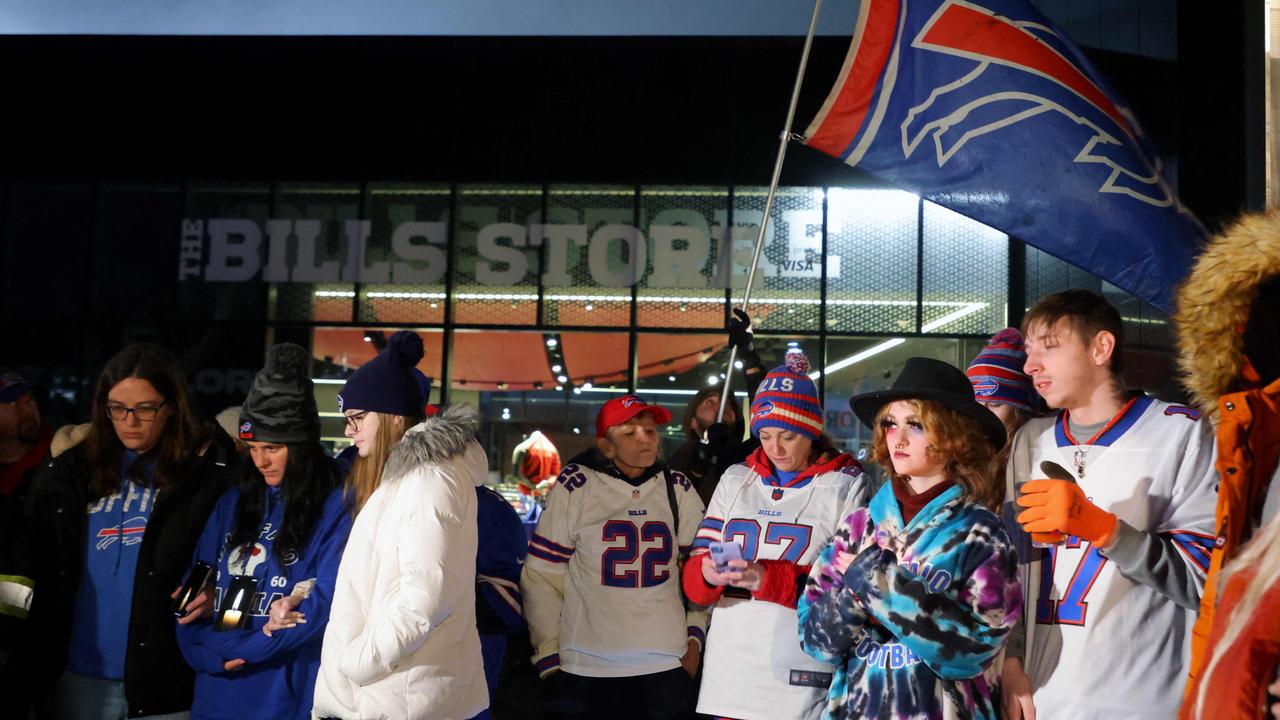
[1002,657,1036,720]
[680,639,701,678]
[694,423,732,471]
[701,554,740,587]
[171,585,214,625]
[223,658,246,672]
[724,559,764,592]
[729,308,754,352]
[1016,479,1117,545]
[263,594,306,637]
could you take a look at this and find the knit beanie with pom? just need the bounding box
[337,331,426,417]
[749,349,823,440]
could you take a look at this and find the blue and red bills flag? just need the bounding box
[803,0,1205,311]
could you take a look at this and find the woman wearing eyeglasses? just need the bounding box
[313,331,489,720]
[25,344,239,720]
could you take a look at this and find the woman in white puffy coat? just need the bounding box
[314,404,488,720]
[312,331,487,720]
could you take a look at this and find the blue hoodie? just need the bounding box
[68,451,156,679]
[176,484,351,720]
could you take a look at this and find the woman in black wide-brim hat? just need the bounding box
[796,357,1023,720]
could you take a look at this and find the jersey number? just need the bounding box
[601,520,673,588]
[1035,537,1109,626]
[722,519,813,563]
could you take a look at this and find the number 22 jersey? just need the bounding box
[521,450,709,678]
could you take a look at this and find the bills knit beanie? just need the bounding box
[239,344,320,443]
[966,328,1035,412]
[749,350,822,440]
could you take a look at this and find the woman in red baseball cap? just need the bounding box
[522,394,707,720]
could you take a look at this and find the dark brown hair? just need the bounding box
[871,399,1002,511]
[680,387,743,440]
[1022,288,1125,374]
[230,442,338,570]
[86,344,210,501]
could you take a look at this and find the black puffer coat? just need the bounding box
[25,426,237,718]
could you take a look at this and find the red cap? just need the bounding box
[595,395,673,438]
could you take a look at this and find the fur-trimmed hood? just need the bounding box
[1176,210,1280,421]
[381,404,482,482]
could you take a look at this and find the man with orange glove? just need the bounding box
[1001,289,1217,720]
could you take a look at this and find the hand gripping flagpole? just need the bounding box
[716,0,825,425]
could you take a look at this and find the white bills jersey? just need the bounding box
[693,449,869,720]
[1007,395,1217,720]
[522,451,709,678]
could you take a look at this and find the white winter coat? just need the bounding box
[313,406,489,720]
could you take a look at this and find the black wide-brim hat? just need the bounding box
[848,357,1007,451]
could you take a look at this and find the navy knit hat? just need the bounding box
[239,344,320,444]
[750,350,823,440]
[966,328,1034,412]
[338,331,425,417]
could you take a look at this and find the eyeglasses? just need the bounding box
[343,411,370,431]
[105,401,167,422]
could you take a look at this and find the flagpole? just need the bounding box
[716,0,825,424]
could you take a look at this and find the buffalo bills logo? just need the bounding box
[239,421,254,439]
[972,380,998,397]
[96,517,147,551]
[753,402,775,419]
[901,1,1172,207]
[622,396,643,408]
[336,394,345,413]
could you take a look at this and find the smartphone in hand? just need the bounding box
[172,561,215,618]
[708,541,744,573]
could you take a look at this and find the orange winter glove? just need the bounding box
[1016,479,1118,546]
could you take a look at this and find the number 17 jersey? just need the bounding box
[1007,395,1217,720]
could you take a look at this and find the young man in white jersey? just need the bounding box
[521,394,708,720]
[1002,289,1217,720]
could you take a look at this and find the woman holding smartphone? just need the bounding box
[681,351,869,720]
[176,344,351,720]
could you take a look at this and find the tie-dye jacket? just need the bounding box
[797,483,1022,720]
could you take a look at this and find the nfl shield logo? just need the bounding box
[772,488,784,501]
